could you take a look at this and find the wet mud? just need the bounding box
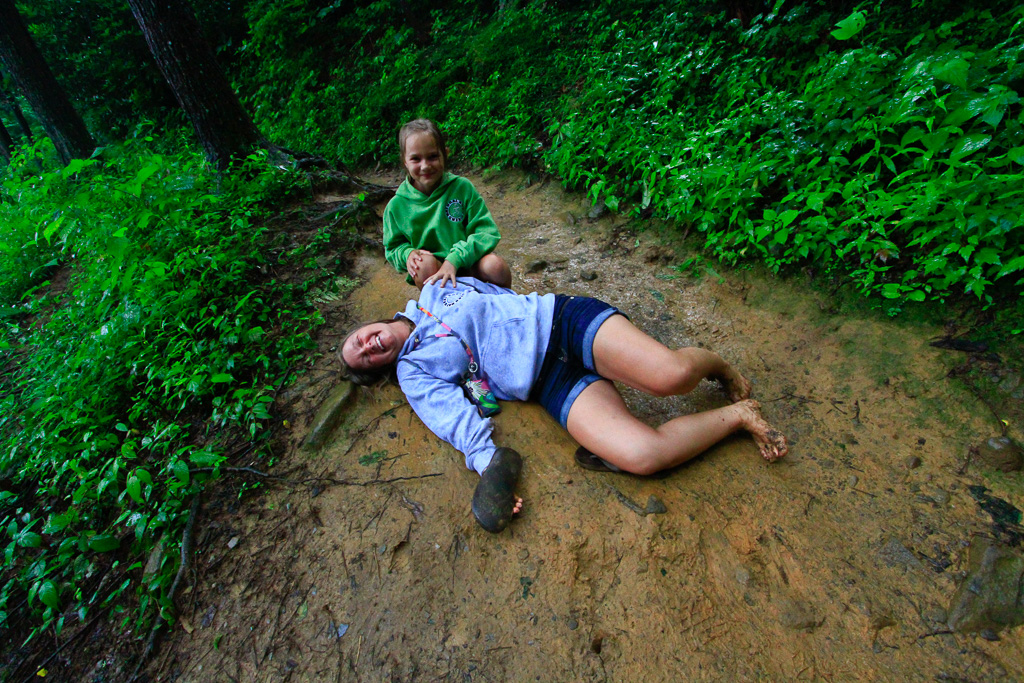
[153,170,1024,682]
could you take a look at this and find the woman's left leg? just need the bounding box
[566,380,785,475]
[591,315,751,402]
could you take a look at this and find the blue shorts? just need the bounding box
[530,295,622,428]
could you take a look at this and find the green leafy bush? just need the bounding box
[545,2,1024,306]
[0,140,319,640]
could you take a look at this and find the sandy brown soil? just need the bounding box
[148,170,1024,682]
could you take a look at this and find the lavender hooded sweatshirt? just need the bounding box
[395,278,556,474]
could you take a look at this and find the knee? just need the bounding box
[413,255,440,288]
[642,359,699,397]
[476,254,512,288]
[603,442,664,476]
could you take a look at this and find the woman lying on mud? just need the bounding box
[341,278,787,533]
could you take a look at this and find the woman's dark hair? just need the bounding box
[397,118,448,169]
[339,317,413,386]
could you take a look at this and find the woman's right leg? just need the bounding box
[565,380,786,475]
[591,314,751,402]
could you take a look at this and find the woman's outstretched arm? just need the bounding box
[397,361,498,474]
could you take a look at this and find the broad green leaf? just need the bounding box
[106,236,130,259]
[921,130,950,155]
[973,248,1001,266]
[779,210,799,228]
[17,532,42,548]
[211,374,233,383]
[934,57,969,89]
[43,513,73,534]
[996,255,1024,277]
[940,107,973,128]
[1008,148,1024,165]
[126,475,143,505]
[38,581,59,610]
[831,11,866,40]
[950,134,991,161]
[87,535,120,552]
[901,127,925,148]
[63,158,96,175]
[881,284,902,299]
[42,214,66,243]
[907,290,926,302]
[128,163,160,196]
[233,291,257,312]
[172,460,190,485]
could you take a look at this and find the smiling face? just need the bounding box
[402,131,446,196]
[341,320,411,373]
[339,321,411,374]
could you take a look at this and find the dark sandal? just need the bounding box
[472,447,523,533]
[574,447,622,473]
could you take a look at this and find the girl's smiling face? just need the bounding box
[402,131,446,195]
[342,320,411,372]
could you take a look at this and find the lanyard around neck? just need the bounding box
[416,305,479,375]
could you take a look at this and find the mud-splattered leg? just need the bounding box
[734,399,788,461]
[567,383,787,475]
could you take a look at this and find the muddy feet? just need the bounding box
[714,366,752,403]
[472,447,523,533]
[735,400,788,462]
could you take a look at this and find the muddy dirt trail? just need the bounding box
[152,170,1024,682]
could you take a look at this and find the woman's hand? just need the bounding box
[424,260,458,288]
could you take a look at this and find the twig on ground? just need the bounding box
[917,629,954,640]
[957,445,978,475]
[947,366,1009,436]
[129,494,201,682]
[299,473,443,487]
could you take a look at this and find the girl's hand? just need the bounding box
[425,260,457,288]
[406,250,428,278]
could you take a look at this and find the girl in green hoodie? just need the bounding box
[383,119,512,289]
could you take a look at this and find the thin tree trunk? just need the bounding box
[0,0,93,164]
[0,84,33,142]
[126,0,266,169]
[0,118,12,161]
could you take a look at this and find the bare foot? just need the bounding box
[715,366,752,403]
[513,497,524,515]
[735,399,788,462]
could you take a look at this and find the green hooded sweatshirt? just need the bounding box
[383,172,501,278]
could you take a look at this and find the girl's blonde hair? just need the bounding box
[397,118,448,168]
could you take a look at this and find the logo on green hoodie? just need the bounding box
[445,198,465,223]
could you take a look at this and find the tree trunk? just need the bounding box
[126,0,266,169]
[0,0,93,164]
[0,118,12,162]
[0,83,34,142]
